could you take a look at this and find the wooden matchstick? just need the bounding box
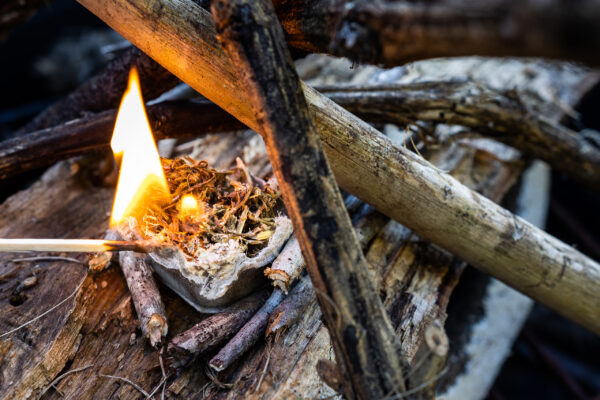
[0,238,158,254]
[166,290,268,369]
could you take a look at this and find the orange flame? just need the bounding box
[110,67,170,226]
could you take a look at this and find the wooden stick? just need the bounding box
[119,250,168,348]
[0,99,243,180]
[211,1,405,398]
[166,290,268,370]
[0,238,157,253]
[209,289,284,373]
[272,0,600,66]
[77,0,600,335]
[111,228,168,348]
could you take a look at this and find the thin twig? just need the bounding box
[99,374,150,397]
[9,256,85,264]
[0,276,86,339]
[39,365,94,397]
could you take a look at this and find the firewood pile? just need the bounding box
[1,1,600,399]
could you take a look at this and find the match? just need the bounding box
[0,238,159,254]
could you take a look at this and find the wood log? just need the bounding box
[0,100,243,180]
[77,0,600,334]
[211,0,405,398]
[15,48,180,135]
[270,0,600,66]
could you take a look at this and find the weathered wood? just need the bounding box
[211,0,405,398]
[0,99,244,180]
[77,0,600,334]
[15,48,179,135]
[271,0,600,66]
[118,248,168,347]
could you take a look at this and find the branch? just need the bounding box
[77,0,600,335]
[0,100,243,180]
[272,0,600,66]
[6,81,600,188]
[321,81,600,189]
[210,0,406,398]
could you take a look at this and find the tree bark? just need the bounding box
[210,0,406,397]
[271,0,600,66]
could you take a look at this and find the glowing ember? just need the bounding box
[180,194,201,217]
[110,67,170,226]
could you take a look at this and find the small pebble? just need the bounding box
[117,353,125,362]
[101,281,108,289]
[22,276,37,289]
[129,333,137,346]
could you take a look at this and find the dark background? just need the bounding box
[1,2,599,399]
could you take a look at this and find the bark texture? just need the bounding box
[272,0,600,66]
[211,0,406,398]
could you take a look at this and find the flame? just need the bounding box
[110,67,170,226]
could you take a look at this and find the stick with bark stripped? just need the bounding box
[211,1,406,397]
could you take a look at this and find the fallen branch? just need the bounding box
[0,99,242,180]
[166,290,268,369]
[211,0,406,398]
[78,0,600,335]
[320,81,600,189]
[271,0,600,66]
[113,227,168,348]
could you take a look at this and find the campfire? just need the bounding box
[1,0,600,399]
